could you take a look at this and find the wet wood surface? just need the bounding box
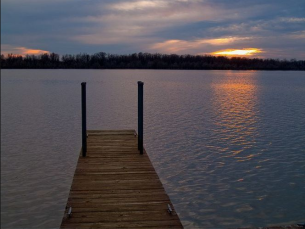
[60,130,183,229]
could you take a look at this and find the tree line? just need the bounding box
[1,52,304,70]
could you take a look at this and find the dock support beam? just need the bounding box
[138,81,144,155]
[81,82,87,157]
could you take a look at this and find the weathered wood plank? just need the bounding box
[61,220,183,229]
[75,170,157,174]
[68,191,167,199]
[60,130,183,229]
[64,201,173,209]
[88,131,136,136]
[71,183,164,191]
[73,174,159,180]
[70,179,163,185]
[67,194,170,203]
[62,211,178,223]
[87,129,135,133]
[77,157,151,162]
[75,161,152,166]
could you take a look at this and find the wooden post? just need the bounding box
[81,82,87,157]
[138,81,144,155]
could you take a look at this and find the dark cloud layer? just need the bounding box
[1,0,305,59]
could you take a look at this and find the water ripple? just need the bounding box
[1,70,305,228]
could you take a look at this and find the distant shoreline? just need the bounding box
[1,52,305,70]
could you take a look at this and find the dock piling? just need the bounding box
[138,81,144,155]
[81,82,87,157]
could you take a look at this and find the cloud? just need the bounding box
[1,44,50,56]
[149,37,253,53]
[1,0,305,58]
[280,17,305,23]
[108,0,168,11]
[210,17,305,36]
[288,30,305,39]
[69,0,250,51]
[71,0,243,43]
[67,1,305,58]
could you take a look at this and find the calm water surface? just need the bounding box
[1,70,305,229]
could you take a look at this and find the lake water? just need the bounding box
[1,70,305,229]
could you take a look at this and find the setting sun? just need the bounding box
[211,48,262,56]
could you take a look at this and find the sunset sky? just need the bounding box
[1,0,305,59]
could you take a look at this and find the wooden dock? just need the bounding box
[60,130,183,229]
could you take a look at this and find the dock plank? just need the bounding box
[60,130,183,229]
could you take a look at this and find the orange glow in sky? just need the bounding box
[1,45,50,56]
[15,47,50,55]
[211,48,262,56]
